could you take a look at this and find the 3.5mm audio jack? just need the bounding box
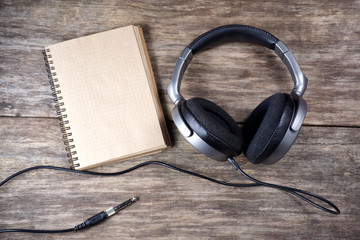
[0,197,139,234]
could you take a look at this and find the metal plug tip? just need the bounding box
[113,197,139,212]
[131,197,138,202]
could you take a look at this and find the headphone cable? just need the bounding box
[227,157,340,215]
[0,159,339,234]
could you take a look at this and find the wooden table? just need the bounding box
[1,1,359,239]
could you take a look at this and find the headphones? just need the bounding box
[168,24,308,164]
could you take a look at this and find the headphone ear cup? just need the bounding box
[182,98,243,157]
[243,93,295,164]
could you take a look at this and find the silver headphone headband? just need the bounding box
[274,41,308,96]
[168,40,308,105]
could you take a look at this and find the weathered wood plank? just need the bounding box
[0,117,359,239]
[0,1,360,126]
[1,1,359,239]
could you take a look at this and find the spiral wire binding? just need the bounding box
[42,49,79,168]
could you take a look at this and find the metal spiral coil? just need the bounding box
[42,49,79,168]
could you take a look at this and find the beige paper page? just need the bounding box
[46,26,170,169]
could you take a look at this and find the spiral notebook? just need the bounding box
[42,25,171,170]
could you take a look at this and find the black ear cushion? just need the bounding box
[182,98,243,157]
[243,93,294,164]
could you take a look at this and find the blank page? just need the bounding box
[45,25,170,170]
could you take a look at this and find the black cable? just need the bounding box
[0,197,138,234]
[0,159,339,234]
[0,161,259,188]
[227,157,340,215]
[0,228,75,234]
[0,161,259,234]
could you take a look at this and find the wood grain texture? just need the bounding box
[1,0,360,239]
[0,118,359,239]
[0,0,360,126]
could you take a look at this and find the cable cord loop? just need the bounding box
[227,157,340,215]
[0,159,340,234]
